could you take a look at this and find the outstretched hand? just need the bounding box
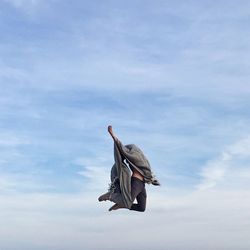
[108,125,117,141]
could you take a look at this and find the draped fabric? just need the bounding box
[109,138,160,209]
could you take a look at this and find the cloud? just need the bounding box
[4,0,44,8]
[0,133,30,147]
[0,66,29,80]
[198,136,250,190]
[0,172,53,192]
[74,156,111,192]
[1,0,249,104]
[0,185,250,250]
[4,0,41,10]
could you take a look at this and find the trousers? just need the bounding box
[130,177,147,212]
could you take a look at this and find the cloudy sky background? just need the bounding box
[1,0,250,249]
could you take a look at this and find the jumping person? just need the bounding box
[98,126,160,212]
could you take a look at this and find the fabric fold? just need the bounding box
[109,138,160,209]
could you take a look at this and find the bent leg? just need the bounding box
[130,186,146,212]
[130,177,147,212]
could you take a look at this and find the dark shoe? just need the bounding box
[108,203,125,211]
[98,192,111,202]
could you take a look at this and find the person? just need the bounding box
[98,126,160,212]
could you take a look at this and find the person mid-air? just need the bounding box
[98,126,160,212]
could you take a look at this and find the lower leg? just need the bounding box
[130,187,147,212]
[130,203,146,212]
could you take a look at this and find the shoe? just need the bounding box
[98,192,111,202]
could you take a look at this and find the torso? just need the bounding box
[132,169,144,181]
[126,160,145,181]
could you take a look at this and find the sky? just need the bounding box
[0,0,250,249]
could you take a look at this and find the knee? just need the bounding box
[138,206,146,212]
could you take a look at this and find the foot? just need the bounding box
[108,203,125,211]
[98,192,111,202]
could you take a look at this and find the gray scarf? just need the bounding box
[109,139,160,208]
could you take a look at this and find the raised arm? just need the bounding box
[108,125,118,141]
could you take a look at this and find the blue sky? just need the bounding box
[1,0,250,249]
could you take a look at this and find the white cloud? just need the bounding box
[0,186,250,250]
[0,132,33,171]
[198,136,250,190]
[74,156,111,191]
[0,172,54,193]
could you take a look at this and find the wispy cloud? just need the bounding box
[3,0,48,9]
[198,136,250,190]
[0,133,30,147]
[74,156,111,191]
[0,172,53,192]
